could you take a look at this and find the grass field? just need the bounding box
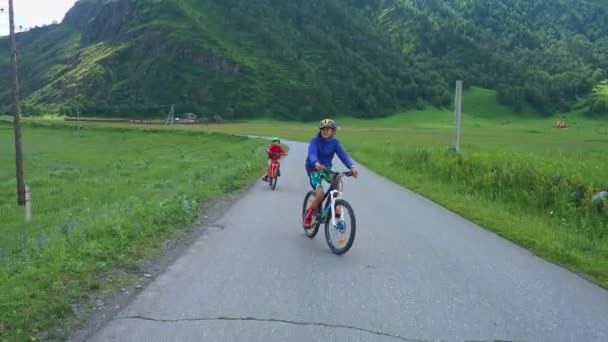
[0,123,266,340]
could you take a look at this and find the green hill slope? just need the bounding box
[0,0,606,119]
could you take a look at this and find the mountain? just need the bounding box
[0,0,607,119]
[375,0,608,114]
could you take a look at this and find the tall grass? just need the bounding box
[368,145,607,236]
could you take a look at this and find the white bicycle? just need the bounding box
[301,170,356,254]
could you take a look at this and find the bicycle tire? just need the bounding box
[270,176,277,190]
[268,163,277,189]
[324,199,356,254]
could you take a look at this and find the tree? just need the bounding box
[590,99,607,115]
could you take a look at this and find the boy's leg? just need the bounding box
[303,171,325,227]
[262,159,271,181]
[322,170,341,217]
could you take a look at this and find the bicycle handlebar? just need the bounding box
[327,169,354,177]
[267,151,287,156]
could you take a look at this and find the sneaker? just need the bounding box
[303,208,314,228]
[262,175,268,181]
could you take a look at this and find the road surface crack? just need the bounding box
[116,315,428,341]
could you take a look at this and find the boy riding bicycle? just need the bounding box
[262,137,287,182]
[303,119,358,228]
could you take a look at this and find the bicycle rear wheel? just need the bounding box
[302,191,320,238]
[324,199,356,254]
[268,163,278,190]
[270,176,277,190]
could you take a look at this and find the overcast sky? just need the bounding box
[0,0,78,36]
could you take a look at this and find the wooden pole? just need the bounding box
[25,185,31,222]
[9,0,26,205]
[452,80,463,152]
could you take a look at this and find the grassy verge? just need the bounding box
[353,146,608,287]
[0,122,266,340]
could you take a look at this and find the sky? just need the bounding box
[0,0,78,36]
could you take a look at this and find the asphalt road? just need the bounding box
[89,141,608,342]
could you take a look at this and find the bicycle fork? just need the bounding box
[328,190,344,228]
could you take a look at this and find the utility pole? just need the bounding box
[164,104,175,125]
[452,80,463,152]
[9,0,26,205]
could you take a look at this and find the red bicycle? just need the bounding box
[266,151,287,190]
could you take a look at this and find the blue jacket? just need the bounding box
[305,133,354,173]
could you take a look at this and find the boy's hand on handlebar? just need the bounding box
[314,162,325,171]
[350,166,358,178]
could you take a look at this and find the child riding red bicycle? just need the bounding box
[262,137,287,182]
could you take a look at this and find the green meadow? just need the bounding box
[0,123,266,340]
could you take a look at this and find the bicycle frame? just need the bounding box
[269,160,280,177]
[327,189,343,228]
[319,173,346,227]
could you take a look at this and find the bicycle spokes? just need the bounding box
[325,199,356,254]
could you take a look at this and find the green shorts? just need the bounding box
[308,169,334,190]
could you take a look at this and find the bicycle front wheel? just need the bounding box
[324,199,356,254]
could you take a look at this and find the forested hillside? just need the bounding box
[0,0,606,119]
